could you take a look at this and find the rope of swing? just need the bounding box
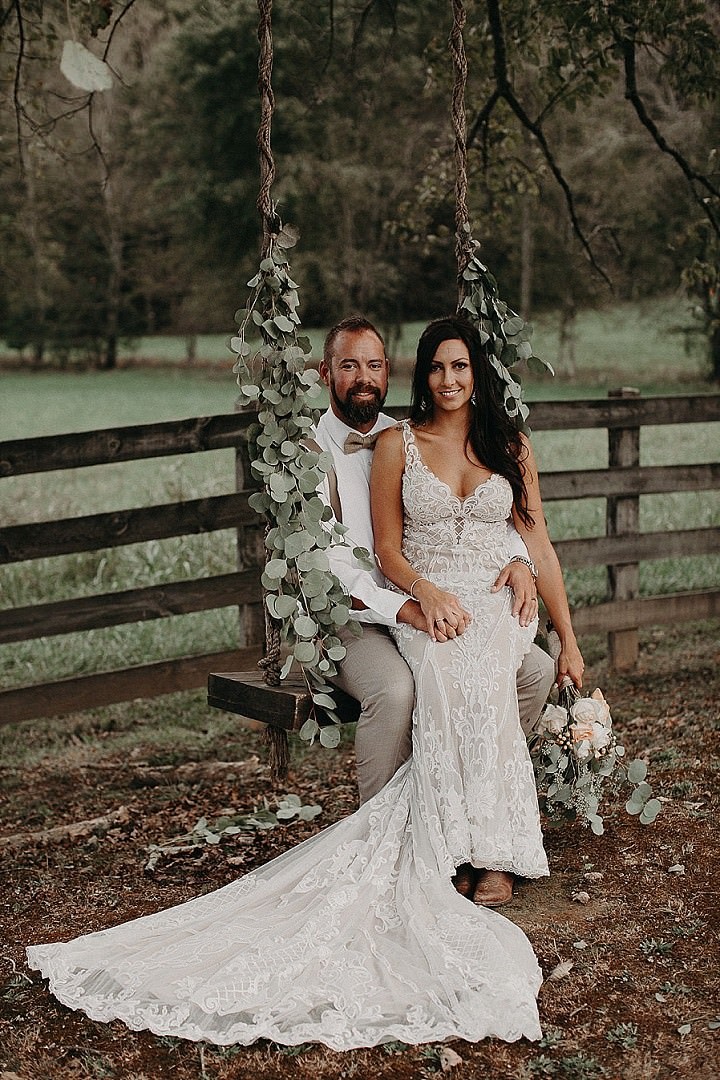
[450,0,474,296]
[255,0,283,687]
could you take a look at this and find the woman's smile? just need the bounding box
[428,339,474,410]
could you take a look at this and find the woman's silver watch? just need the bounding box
[509,554,538,579]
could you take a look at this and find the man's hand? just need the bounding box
[557,639,584,688]
[492,561,538,627]
[396,598,431,633]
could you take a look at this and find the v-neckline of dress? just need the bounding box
[406,424,497,505]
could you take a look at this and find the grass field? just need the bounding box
[0,296,718,691]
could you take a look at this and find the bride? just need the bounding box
[27,315,583,1052]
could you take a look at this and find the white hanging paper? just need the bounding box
[60,40,113,92]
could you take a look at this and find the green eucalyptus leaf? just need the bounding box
[504,315,525,336]
[639,798,662,824]
[627,759,648,783]
[319,725,341,748]
[264,558,288,580]
[297,550,329,572]
[330,604,351,626]
[294,615,318,638]
[284,530,315,558]
[293,641,316,663]
[248,492,270,514]
[274,594,299,618]
[298,717,318,742]
[312,693,337,709]
[265,594,278,618]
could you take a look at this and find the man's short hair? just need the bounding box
[323,316,386,365]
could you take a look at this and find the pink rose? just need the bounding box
[590,688,612,728]
[570,718,594,743]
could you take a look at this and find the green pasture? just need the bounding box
[0,296,718,692]
[1,293,711,393]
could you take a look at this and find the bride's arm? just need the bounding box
[512,434,585,688]
[371,428,471,642]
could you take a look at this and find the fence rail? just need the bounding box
[1,392,718,725]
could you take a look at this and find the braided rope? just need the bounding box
[255,0,283,688]
[256,0,276,256]
[450,0,474,297]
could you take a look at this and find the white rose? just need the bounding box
[540,704,568,737]
[570,697,598,724]
[570,696,611,730]
[589,720,612,752]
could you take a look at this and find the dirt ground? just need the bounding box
[1,622,718,1080]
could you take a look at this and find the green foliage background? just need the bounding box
[1,0,719,373]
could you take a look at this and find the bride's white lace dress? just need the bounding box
[26,422,549,1051]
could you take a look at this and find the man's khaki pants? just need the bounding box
[328,624,555,804]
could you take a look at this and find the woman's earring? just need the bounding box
[470,391,477,405]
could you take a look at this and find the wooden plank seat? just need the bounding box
[207,669,361,731]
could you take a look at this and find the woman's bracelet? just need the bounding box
[509,554,537,579]
[409,577,426,600]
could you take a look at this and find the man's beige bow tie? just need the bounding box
[343,431,379,454]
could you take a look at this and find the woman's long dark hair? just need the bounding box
[410,315,534,527]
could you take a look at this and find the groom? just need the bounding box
[314,315,555,806]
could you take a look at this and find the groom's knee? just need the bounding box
[517,644,555,736]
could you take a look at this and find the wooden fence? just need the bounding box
[1,392,718,725]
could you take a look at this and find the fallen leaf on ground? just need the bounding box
[547,960,574,982]
[439,1047,463,1071]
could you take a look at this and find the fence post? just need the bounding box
[607,387,640,671]
[234,406,265,652]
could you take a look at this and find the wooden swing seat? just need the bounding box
[207,669,361,731]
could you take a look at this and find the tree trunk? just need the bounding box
[558,292,577,376]
[519,189,534,320]
[710,321,720,383]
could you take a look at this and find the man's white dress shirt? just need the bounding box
[314,408,531,627]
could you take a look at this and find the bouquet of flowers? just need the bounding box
[530,635,661,834]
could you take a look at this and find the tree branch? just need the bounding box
[0,1,15,30]
[476,0,611,286]
[619,30,720,235]
[11,0,24,171]
[319,0,334,79]
[102,0,140,61]
[466,88,500,151]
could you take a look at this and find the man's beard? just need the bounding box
[330,383,386,426]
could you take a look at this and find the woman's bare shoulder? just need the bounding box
[375,423,405,449]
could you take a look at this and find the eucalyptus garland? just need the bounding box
[458,237,554,431]
[230,222,373,748]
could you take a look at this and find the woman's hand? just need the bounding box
[412,579,472,642]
